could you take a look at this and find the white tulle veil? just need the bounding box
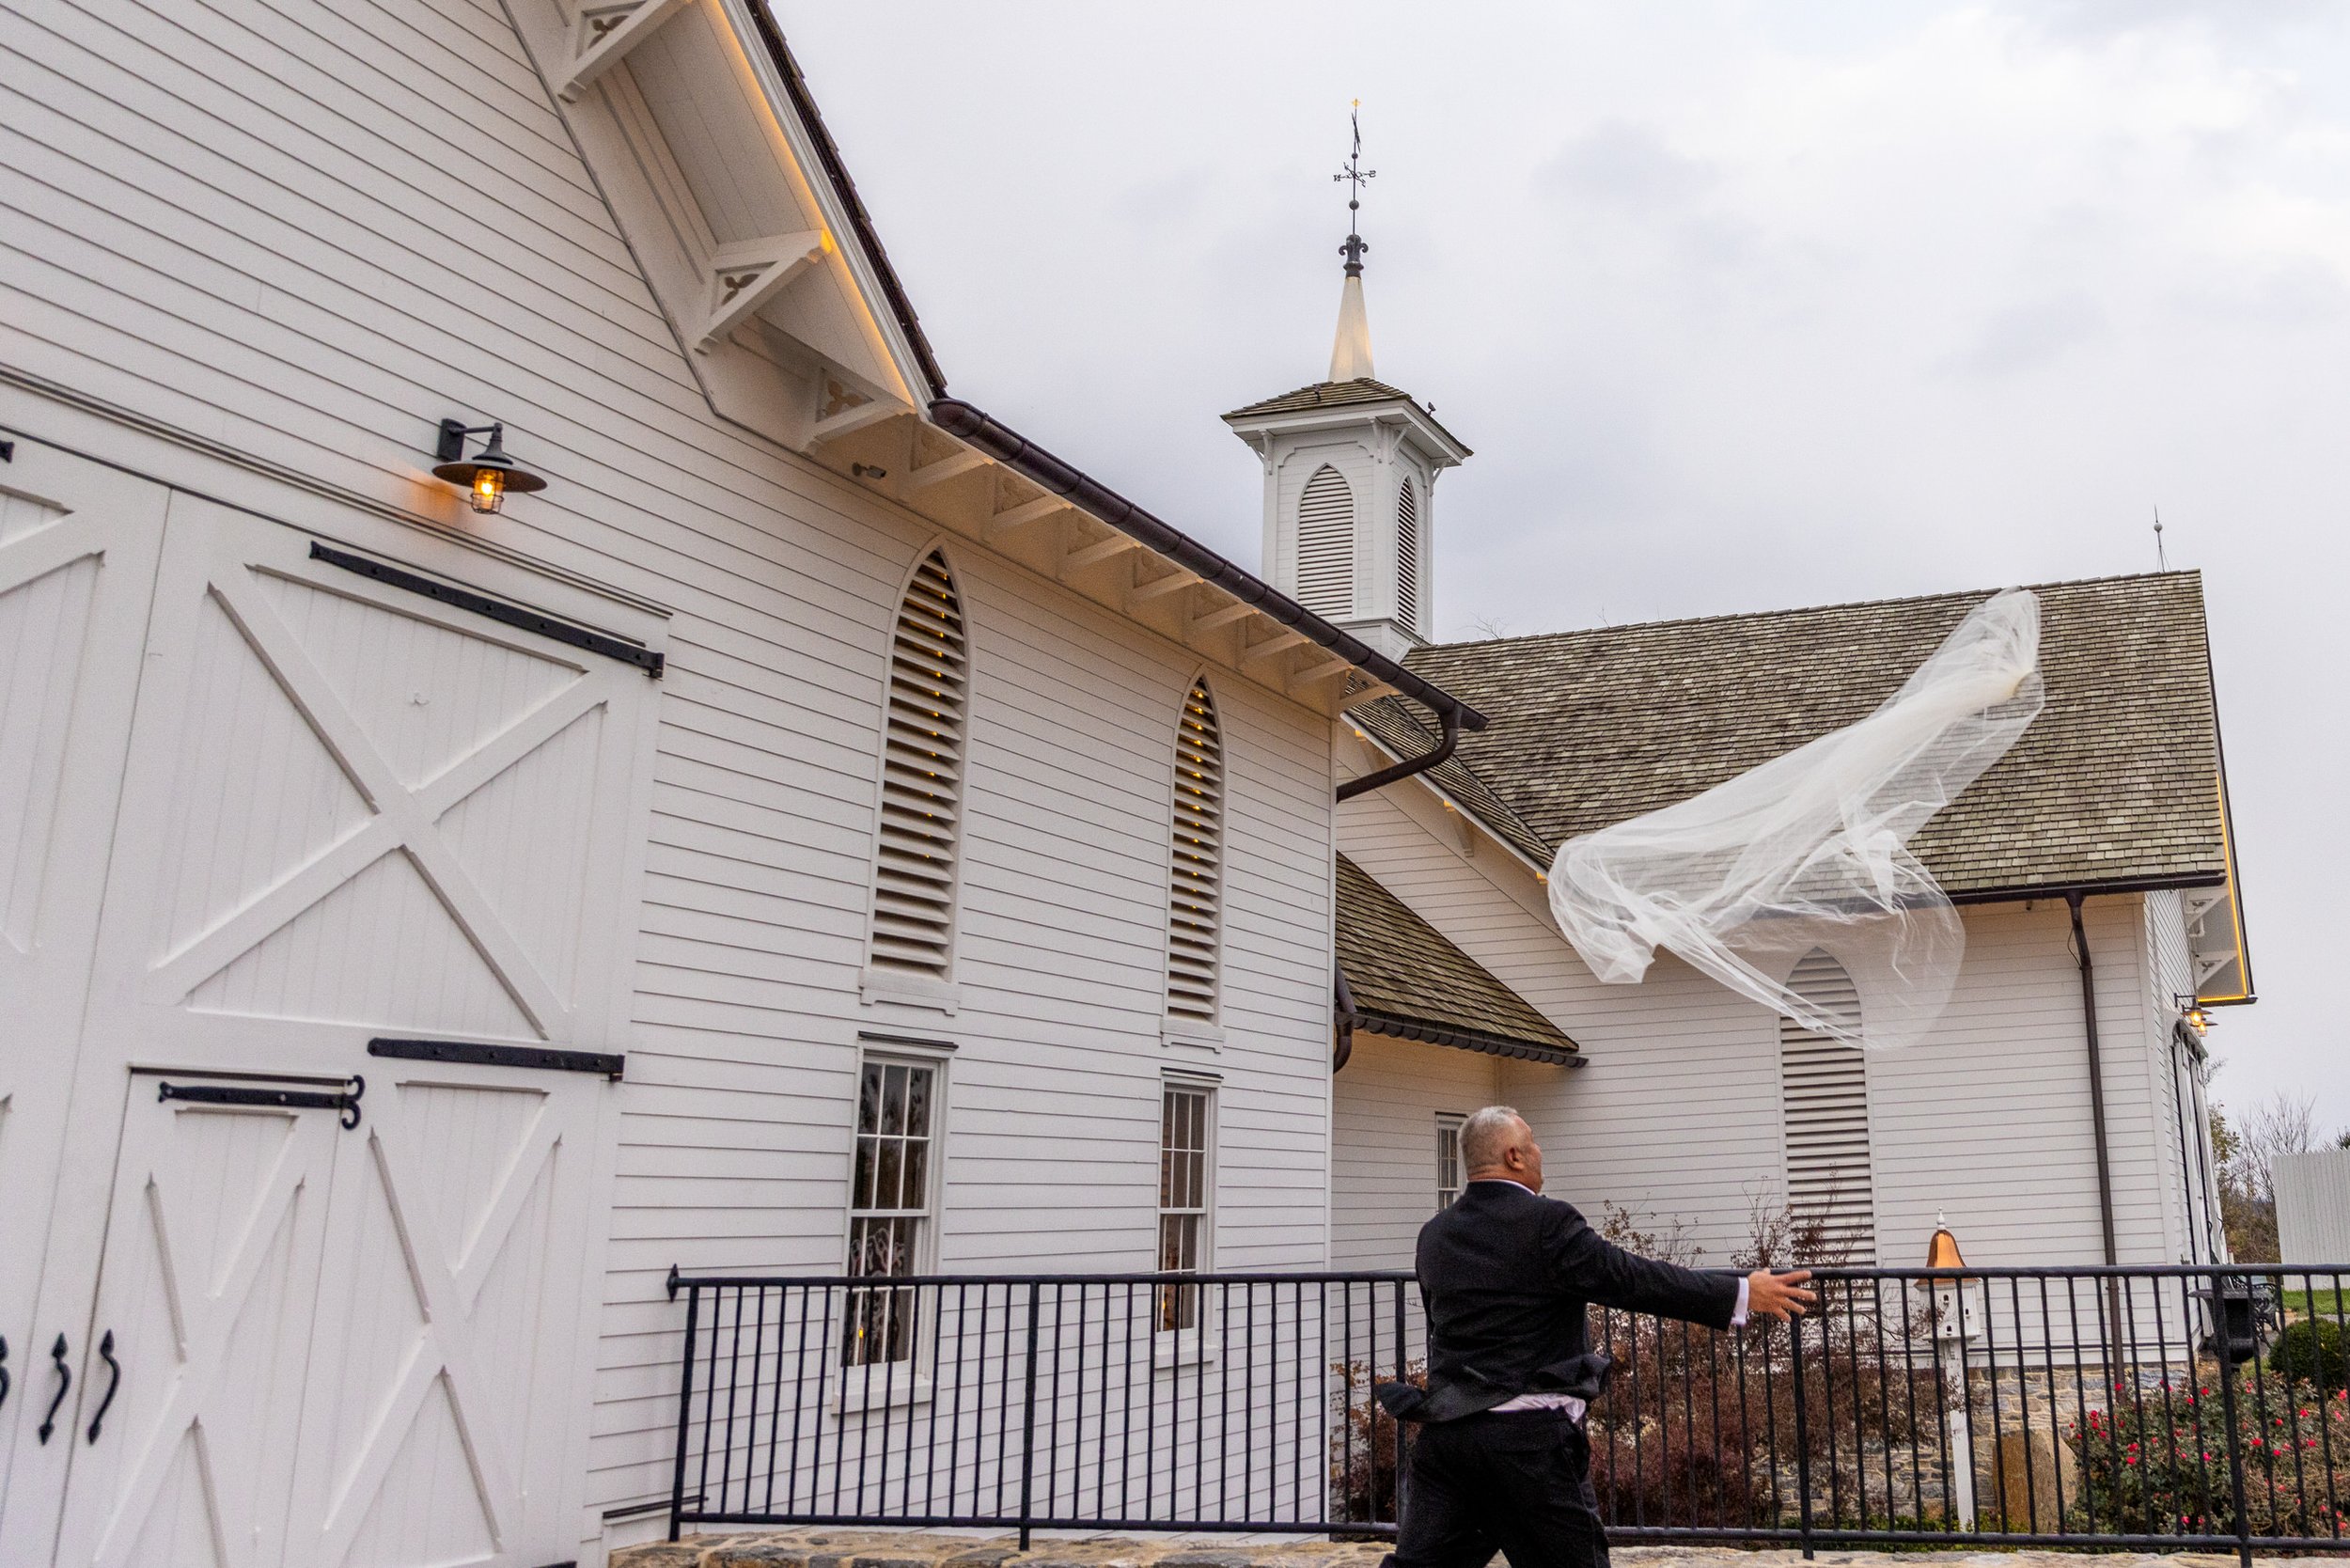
[1545,588,2044,1050]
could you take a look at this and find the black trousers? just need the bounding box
[1390,1409,1608,1568]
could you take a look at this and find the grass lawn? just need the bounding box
[2281,1286,2350,1318]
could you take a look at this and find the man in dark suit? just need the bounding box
[1378,1105,1815,1568]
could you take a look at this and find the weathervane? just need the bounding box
[1334,100,1375,276]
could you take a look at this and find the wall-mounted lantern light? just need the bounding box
[2173,994,2213,1035]
[431,419,546,514]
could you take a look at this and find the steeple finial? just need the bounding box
[1335,101,1375,278]
[1329,102,1376,382]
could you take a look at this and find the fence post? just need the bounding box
[667,1274,700,1543]
[1018,1278,1042,1551]
[2211,1286,2254,1568]
[1391,1278,1410,1527]
[1789,1310,1815,1561]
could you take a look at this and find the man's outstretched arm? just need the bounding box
[1550,1206,1816,1328]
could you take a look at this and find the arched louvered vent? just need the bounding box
[1779,951,1876,1263]
[1166,680,1225,1021]
[1295,465,1355,619]
[1396,477,1420,630]
[870,550,967,978]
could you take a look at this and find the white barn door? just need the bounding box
[48,1080,341,1568]
[287,1056,603,1568]
[38,494,657,1568]
[0,447,165,1552]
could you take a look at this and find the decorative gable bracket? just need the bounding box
[697,232,827,354]
[558,0,697,102]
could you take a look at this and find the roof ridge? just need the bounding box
[1419,569,2204,656]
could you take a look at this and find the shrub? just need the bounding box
[1329,1356,1418,1524]
[2066,1371,2350,1539]
[2271,1319,2350,1394]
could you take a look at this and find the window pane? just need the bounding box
[882,1063,909,1137]
[848,1216,882,1276]
[904,1063,932,1138]
[858,1062,883,1136]
[854,1136,876,1210]
[874,1137,903,1212]
[901,1139,927,1208]
[1160,1213,1198,1271]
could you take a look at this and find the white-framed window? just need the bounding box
[1157,1083,1213,1330]
[868,549,967,980]
[845,1055,939,1366]
[1166,679,1225,1022]
[1435,1113,1465,1212]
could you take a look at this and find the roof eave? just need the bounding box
[1943,869,2229,906]
[1221,398,1471,465]
[1344,1007,1583,1067]
[734,0,948,400]
[929,398,1488,729]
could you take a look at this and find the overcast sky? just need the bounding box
[777,1,2350,1133]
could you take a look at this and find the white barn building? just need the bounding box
[0,1,2257,1564]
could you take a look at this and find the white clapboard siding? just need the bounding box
[869,550,966,977]
[1395,477,1419,631]
[1333,1031,1498,1270]
[1295,464,1355,619]
[1778,953,1877,1264]
[0,5,1346,1558]
[1167,679,1224,1020]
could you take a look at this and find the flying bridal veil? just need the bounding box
[1545,588,2045,1051]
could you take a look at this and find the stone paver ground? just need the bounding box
[614,1528,2267,1568]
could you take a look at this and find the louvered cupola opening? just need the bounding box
[1166,680,1226,1021]
[869,550,967,978]
[1778,950,1876,1263]
[1295,464,1355,619]
[1396,477,1419,631]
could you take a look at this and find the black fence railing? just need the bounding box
[660,1263,2350,1560]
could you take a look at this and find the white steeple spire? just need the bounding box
[1330,101,1375,384]
[1330,274,1373,383]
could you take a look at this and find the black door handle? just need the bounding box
[86,1331,119,1443]
[0,1334,10,1413]
[36,1334,68,1444]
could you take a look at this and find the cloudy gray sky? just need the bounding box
[778,2,2350,1131]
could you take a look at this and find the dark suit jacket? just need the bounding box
[1379,1181,1741,1424]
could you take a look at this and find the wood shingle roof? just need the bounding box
[1221,380,1471,455]
[1374,571,2227,900]
[1336,855,1580,1064]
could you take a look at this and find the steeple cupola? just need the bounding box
[1222,107,1469,662]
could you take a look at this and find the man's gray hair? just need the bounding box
[1460,1105,1528,1172]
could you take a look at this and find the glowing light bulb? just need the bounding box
[470,468,507,514]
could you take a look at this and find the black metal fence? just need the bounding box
[662,1263,2350,1560]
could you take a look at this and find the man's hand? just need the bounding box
[1746,1268,1817,1321]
